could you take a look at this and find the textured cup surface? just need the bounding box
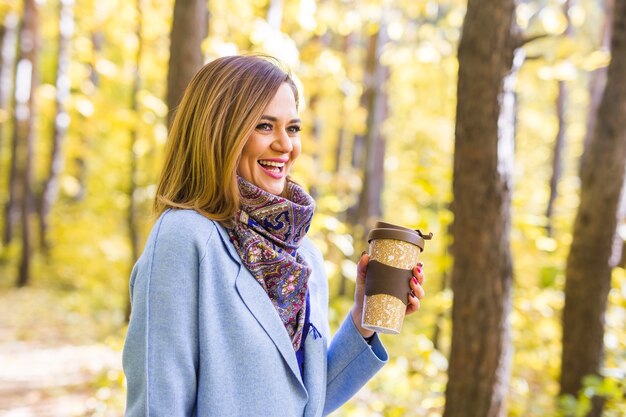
[362,223,425,334]
[362,294,406,334]
[369,238,421,270]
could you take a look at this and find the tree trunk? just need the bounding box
[307,94,323,200]
[2,13,20,246]
[15,0,38,287]
[166,0,208,128]
[355,23,389,232]
[266,0,284,30]
[443,0,518,415]
[545,0,574,236]
[546,80,567,237]
[0,25,4,169]
[39,0,75,251]
[126,0,145,321]
[432,219,453,351]
[560,2,626,416]
[333,36,354,175]
[431,265,450,352]
[73,31,103,202]
[334,34,355,299]
[617,216,626,269]
[580,0,613,167]
[304,33,331,200]
[0,12,19,169]
[346,23,389,237]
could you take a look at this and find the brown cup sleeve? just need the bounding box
[365,260,413,305]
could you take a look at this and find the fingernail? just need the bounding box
[410,290,416,298]
[361,251,367,256]
[417,261,424,268]
[416,267,422,274]
[412,277,418,285]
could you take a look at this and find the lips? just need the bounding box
[258,159,287,179]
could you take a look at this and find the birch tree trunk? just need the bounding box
[166,0,208,127]
[560,2,626,416]
[39,0,74,251]
[73,31,103,202]
[0,12,19,170]
[2,12,21,246]
[15,0,38,287]
[443,0,519,415]
[266,0,284,30]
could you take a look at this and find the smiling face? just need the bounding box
[238,83,302,195]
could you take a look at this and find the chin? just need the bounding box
[254,180,285,196]
[267,184,285,196]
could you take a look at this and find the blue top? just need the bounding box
[122,209,388,417]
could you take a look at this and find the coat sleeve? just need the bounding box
[323,314,388,416]
[301,237,388,415]
[123,211,212,416]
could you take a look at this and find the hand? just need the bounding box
[406,261,426,316]
[350,252,375,338]
[349,253,427,337]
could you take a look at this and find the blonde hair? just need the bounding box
[154,55,299,225]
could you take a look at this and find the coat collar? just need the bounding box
[214,222,307,390]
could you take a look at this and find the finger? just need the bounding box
[410,277,425,299]
[357,252,370,276]
[413,265,425,285]
[412,282,425,299]
[406,292,420,314]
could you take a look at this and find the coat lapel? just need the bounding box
[214,223,305,389]
[302,317,327,417]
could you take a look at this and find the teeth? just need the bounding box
[258,160,285,168]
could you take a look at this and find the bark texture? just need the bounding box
[166,0,208,127]
[15,0,38,286]
[560,2,626,416]
[443,0,518,415]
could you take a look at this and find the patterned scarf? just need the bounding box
[227,176,316,350]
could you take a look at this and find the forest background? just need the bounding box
[0,0,624,416]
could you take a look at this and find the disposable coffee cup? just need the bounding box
[362,221,432,334]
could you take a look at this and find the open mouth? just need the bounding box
[258,160,286,176]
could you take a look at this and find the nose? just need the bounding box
[272,129,293,153]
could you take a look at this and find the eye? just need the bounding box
[256,123,272,131]
[287,125,301,134]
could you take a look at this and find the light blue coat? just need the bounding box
[123,209,388,417]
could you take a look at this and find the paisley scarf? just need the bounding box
[227,176,316,350]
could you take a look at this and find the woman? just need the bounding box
[122,55,426,417]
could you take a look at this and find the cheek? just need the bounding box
[240,136,261,162]
[292,139,302,160]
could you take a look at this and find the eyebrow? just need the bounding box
[260,115,301,124]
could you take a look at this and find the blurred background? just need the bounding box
[0,0,624,416]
